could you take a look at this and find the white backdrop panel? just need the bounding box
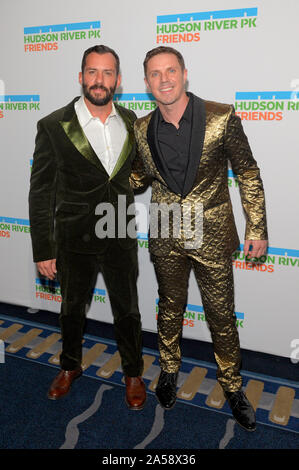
[0,0,298,359]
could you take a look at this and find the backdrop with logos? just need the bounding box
[0,0,298,360]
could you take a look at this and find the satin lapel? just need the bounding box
[59,109,107,174]
[147,108,182,195]
[136,113,168,185]
[109,132,132,180]
[109,104,134,179]
[182,94,206,197]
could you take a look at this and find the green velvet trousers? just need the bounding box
[56,241,144,376]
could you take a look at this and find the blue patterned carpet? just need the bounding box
[0,305,299,460]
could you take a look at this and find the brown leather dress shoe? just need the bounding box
[48,367,82,400]
[125,376,146,410]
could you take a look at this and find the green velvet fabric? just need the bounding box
[29,97,144,376]
[56,244,143,375]
[29,97,138,262]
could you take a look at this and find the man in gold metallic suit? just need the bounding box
[131,46,268,431]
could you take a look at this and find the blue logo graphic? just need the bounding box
[137,233,148,241]
[114,93,155,102]
[36,278,59,288]
[93,288,106,297]
[238,244,299,258]
[35,278,106,297]
[0,217,30,226]
[0,95,39,102]
[155,298,245,321]
[114,93,156,111]
[235,91,299,100]
[157,7,257,24]
[23,21,101,52]
[234,90,299,120]
[24,21,101,34]
[0,95,40,113]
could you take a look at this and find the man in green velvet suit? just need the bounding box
[29,45,146,409]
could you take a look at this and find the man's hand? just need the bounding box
[243,240,268,258]
[37,259,57,280]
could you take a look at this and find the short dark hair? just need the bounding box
[81,45,120,75]
[143,46,185,76]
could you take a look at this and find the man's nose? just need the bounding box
[161,71,170,82]
[95,71,103,83]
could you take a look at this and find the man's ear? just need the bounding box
[117,73,122,89]
[144,76,150,91]
[183,68,188,85]
[79,71,82,86]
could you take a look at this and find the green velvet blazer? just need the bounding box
[29,97,138,262]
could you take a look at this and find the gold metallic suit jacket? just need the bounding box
[132,93,267,260]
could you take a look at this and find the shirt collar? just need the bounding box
[159,92,193,125]
[75,95,117,128]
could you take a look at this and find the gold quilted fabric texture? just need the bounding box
[131,99,267,391]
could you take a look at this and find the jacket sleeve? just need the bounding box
[224,106,268,241]
[129,121,151,191]
[28,120,57,262]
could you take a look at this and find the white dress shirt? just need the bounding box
[74,96,128,176]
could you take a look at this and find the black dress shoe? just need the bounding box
[224,390,256,431]
[155,370,178,409]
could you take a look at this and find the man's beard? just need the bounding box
[82,80,117,106]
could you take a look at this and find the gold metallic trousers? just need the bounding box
[152,245,242,392]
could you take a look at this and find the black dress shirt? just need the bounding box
[157,95,193,194]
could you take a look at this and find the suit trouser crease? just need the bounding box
[56,244,143,377]
[152,246,242,392]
